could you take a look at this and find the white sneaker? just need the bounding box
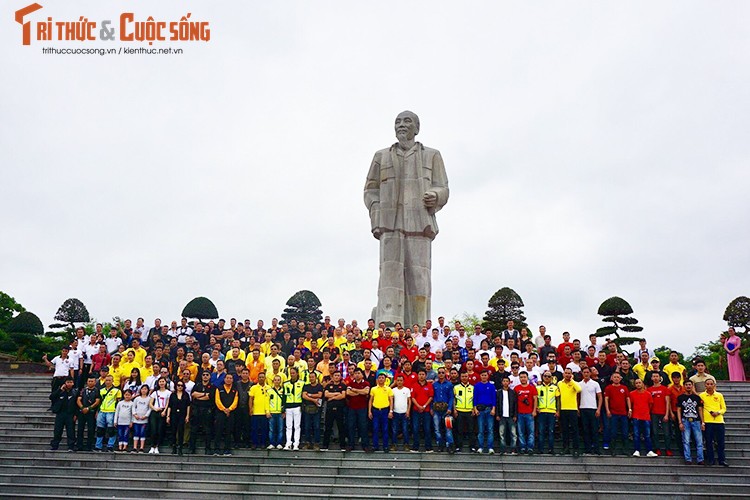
[632,450,640,457]
[646,451,658,457]
[477,448,483,454]
[148,447,154,454]
[283,445,292,451]
[154,448,160,454]
[293,445,299,451]
[488,449,495,455]
[276,444,283,450]
[266,445,275,450]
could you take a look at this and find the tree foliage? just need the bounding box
[6,311,44,335]
[53,298,90,329]
[451,312,483,332]
[281,290,323,326]
[182,297,219,321]
[723,296,750,334]
[482,287,527,333]
[0,291,25,329]
[594,296,643,352]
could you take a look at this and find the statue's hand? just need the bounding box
[372,228,382,240]
[423,191,437,208]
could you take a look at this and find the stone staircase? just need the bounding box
[0,374,747,499]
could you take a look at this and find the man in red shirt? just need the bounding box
[630,378,657,457]
[410,369,434,452]
[346,368,371,452]
[556,332,574,357]
[604,372,631,456]
[647,371,672,456]
[395,360,418,389]
[462,360,479,385]
[401,337,419,363]
[474,353,496,376]
[557,345,573,371]
[514,372,538,454]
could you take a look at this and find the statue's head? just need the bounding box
[395,110,419,141]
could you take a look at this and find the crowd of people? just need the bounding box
[44,315,729,466]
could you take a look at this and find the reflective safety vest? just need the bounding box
[537,383,558,413]
[268,387,284,414]
[454,383,474,412]
[283,380,304,406]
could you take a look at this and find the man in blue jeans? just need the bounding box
[473,370,496,454]
[346,369,371,452]
[431,367,454,453]
[410,369,434,452]
[677,380,705,465]
[514,371,538,454]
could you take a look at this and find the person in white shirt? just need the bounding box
[566,350,584,374]
[523,359,542,386]
[502,338,521,360]
[584,334,602,356]
[429,329,444,350]
[534,325,547,349]
[414,327,430,349]
[370,340,384,367]
[134,317,149,342]
[105,328,123,355]
[454,328,468,348]
[579,366,603,454]
[470,325,488,347]
[180,369,195,396]
[67,339,84,381]
[632,339,654,361]
[508,363,522,389]
[43,347,74,394]
[391,376,412,449]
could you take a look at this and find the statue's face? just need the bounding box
[395,112,418,140]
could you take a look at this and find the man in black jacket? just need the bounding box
[50,377,78,451]
[76,375,101,451]
[495,376,517,455]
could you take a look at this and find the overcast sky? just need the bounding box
[1,1,748,356]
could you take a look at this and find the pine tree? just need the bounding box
[281,290,323,325]
[594,296,643,352]
[182,297,219,321]
[482,287,527,334]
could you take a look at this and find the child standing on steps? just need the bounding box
[114,389,134,452]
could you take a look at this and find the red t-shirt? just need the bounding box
[514,384,538,414]
[669,385,685,415]
[605,384,630,416]
[557,354,572,369]
[396,371,418,389]
[360,340,373,350]
[401,347,419,362]
[410,382,434,412]
[346,379,370,410]
[466,372,479,386]
[584,356,598,368]
[630,390,653,421]
[557,342,574,356]
[474,364,496,376]
[605,353,618,367]
[647,385,670,415]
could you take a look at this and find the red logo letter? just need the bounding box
[15,3,43,46]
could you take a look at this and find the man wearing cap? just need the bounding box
[645,358,668,388]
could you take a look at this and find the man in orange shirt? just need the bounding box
[247,348,265,383]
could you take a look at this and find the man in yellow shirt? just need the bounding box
[264,345,286,372]
[557,368,582,457]
[536,370,559,454]
[112,353,135,387]
[663,351,687,385]
[700,378,727,466]
[260,333,274,357]
[632,351,652,381]
[369,373,394,452]
[249,372,270,449]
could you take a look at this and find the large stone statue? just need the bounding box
[364,111,449,327]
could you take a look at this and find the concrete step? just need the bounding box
[0,472,745,498]
[0,455,745,480]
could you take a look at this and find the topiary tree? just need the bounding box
[482,287,527,334]
[182,297,219,321]
[6,311,45,359]
[281,290,323,326]
[723,296,750,334]
[52,298,90,330]
[594,296,643,352]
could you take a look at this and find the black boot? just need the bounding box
[178,446,183,456]
[172,445,177,454]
